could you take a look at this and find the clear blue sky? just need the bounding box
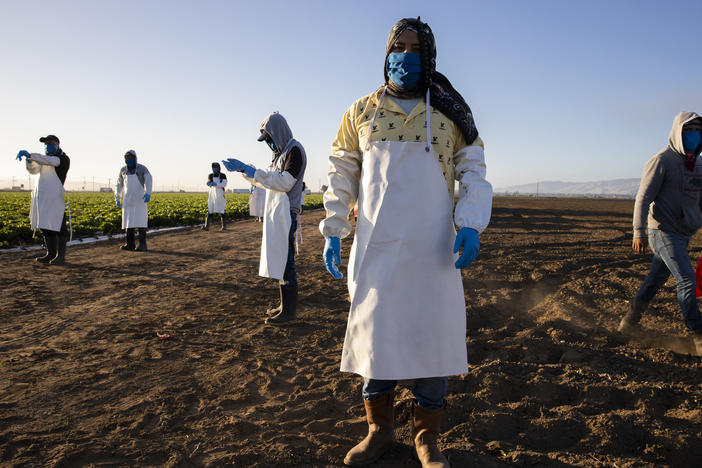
[1,0,701,191]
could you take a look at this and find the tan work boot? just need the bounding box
[343,393,395,466]
[412,402,450,468]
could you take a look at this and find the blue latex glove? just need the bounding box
[116,200,122,209]
[207,181,215,187]
[16,150,30,161]
[323,237,343,279]
[222,158,255,178]
[453,227,480,269]
[143,193,151,203]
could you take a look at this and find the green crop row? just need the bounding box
[0,192,323,248]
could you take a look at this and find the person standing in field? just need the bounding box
[115,150,152,252]
[203,162,227,231]
[319,18,492,468]
[222,112,307,325]
[249,183,265,222]
[619,112,702,337]
[16,134,71,265]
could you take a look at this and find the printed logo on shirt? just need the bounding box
[445,139,451,148]
[432,136,438,145]
[440,122,446,130]
[388,122,395,130]
[372,125,378,132]
[378,111,386,118]
[398,135,404,141]
[415,135,422,141]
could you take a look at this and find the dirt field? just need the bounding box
[1,197,701,467]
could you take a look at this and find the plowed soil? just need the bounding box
[1,197,700,467]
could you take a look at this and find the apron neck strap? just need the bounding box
[425,88,431,152]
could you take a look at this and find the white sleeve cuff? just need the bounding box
[453,145,492,233]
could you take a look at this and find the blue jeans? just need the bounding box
[363,377,447,409]
[281,211,298,287]
[634,229,702,331]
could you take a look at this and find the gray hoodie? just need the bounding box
[260,113,307,211]
[633,111,702,238]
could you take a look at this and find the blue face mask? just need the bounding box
[683,130,702,154]
[386,52,422,90]
[267,139,278,152]
[125,158,136,170]
[45,143,58,155]
[213,167,220,175]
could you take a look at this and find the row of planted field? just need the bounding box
[0,192,323,248]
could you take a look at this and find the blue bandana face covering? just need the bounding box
[45,143,58,155]
[125,158,136,170]
[267,140,278,152]
[683,130,702,154]
[386,52,422,90]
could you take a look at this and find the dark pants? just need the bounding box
[41,213,68,238]
[282,211,298,286]
[363,377,447,409]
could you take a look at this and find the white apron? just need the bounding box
[249,185,266,217]
[30,165,65,231]
[340,89,468,380]
[258,188,291,280]
[208,176,226,213]
[122,173,148,229]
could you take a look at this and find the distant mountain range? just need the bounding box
[495,178,640,198]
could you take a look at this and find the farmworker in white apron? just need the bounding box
[222,112,307,325]
[203,162,228,231]
[619,112,702,340]
[249,183,265,222]
[115,150,152,251]
[319,18,492,468]
[16,134,71,265]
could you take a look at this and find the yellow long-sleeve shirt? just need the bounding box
[321,88,492,239]
[332,89,484,194]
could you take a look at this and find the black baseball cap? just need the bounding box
[257,130,270,142]
[39,134,60,144]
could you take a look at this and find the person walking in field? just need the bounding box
[619,112,702,337]
[222,112,307,325]
[16,134,71,265]
[319,17,492,468]
[203,162,227,231]
[115,150,152,252]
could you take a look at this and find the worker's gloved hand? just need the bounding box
[116,200,122,209]
[453,227,480,269]
[143,193,151,203]
[16,150,30,161]
[323,237,343,279]
[222,158,256,178]
[207,181,215,187]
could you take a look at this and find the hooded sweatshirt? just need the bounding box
[255,113,307,211]
[633,112,702,238]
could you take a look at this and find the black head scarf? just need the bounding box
[383,17,479,145]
